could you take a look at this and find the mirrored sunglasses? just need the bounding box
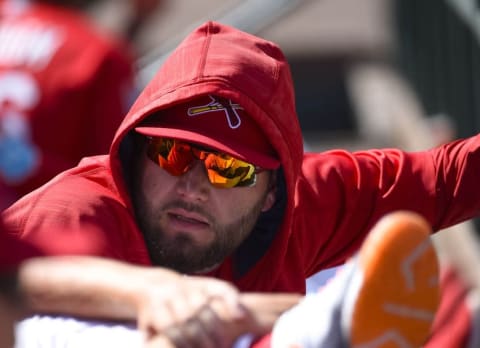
[145,137,264,188]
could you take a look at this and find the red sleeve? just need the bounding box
[295,134,480,275]
[2,172,150,266]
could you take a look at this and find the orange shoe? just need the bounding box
[271,211,440,348]
[343,211,440,348]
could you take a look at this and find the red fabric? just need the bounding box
[2,22,480,297]
[135,95,280,169]
[425,266,472,348]
[0,219,42,272]
[250,333,272,348]
[0,1,135,206]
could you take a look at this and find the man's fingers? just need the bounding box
[193,278,245,319]
[144,334,175,348]
[139,301,181,338]
[184,311,221,348]
[163,305,223,348]
[163,326,190,348]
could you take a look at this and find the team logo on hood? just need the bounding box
[187,95,242,129]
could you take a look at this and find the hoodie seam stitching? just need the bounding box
[196,21,213,81]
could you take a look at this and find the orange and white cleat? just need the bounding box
[343,211,440,348]
[271,211,440,348]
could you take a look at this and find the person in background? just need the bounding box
[3,20,480,347]
[0,0,138,210]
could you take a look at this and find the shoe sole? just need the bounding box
[343,211,440,348]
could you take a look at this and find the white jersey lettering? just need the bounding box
[0,20,63,70]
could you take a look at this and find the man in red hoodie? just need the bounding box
[3,21,480,347]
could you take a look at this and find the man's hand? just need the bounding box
[143,290,302,348]
[136,275,246,348]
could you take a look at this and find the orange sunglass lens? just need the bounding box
[147,138,258,187]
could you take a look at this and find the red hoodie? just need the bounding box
[3,21,480,294]
[0,218,42,273]
[0,1,135,207]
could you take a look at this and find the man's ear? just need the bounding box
[262,171,277,212]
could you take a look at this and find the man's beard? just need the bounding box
[133,197,267,274]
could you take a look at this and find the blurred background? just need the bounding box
[92,0,480,150]
[90,0,480,288]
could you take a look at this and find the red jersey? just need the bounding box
[3,21,480,294]
[0,1,135,207]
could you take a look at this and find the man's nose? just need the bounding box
[176,160,210,201]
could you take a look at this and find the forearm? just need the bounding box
[240,292,302,335]
[17,256,179,321]
[18,255,302,346]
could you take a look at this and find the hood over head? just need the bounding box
[110,21,304,284]
[135,95,280,170]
